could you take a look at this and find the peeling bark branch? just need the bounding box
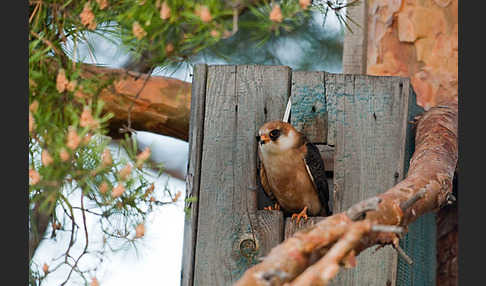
[346,197,382,221]
[78,64,192,141]
[44,59,192,141]
[234,100,458,286]
[400,188,426,211]
[290,221,372,286]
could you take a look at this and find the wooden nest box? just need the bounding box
[182,64,436,286]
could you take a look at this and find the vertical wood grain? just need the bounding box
[329,74,411,286]
[193,65,290,285]
[193,65,237,285]
[181,64,207,286]
[236,65,291,211]
[284,217,325,239]
[317,145,334,172]
[325,73,354,208]
[342,0,368,74]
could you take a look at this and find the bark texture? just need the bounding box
[29,201,51,261]
[436,203,458,286]
[79,64,192,141]
[366,0,458,110]
[234,100,458,286]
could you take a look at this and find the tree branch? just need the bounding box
[234,100,458,286]
[29,201,52,261]
[78,63,192,141]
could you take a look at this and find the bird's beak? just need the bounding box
[258,134,270,145]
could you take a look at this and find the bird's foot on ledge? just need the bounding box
[291,206,309,223]
[263,203,281,211]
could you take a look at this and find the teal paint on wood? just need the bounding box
[329,74,413,286]
[290,71,328,143]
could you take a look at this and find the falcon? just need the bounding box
[257,120,331,222]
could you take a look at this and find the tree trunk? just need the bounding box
[234,100,458,286]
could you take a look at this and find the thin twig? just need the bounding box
[61,194,90,286]
[290,221,372,286]
[371,224,404,235]
[30,30,62,56]
[400,188,426,211]
[394,244,413,265]
[232,8,239,35]
[29,1,41,24]
[71,206,103,217]
[346,197,382,221]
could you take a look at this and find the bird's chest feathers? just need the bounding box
[261,150,320,212]
[262,150,303,179]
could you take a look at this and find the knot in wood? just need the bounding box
[239,238,257,259]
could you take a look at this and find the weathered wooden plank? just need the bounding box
[324,73,344,146]
[235,65,292,211]
[330,74,412,286]
[254,210,284,259]
[193,65,238,285]
[342,0,368,74]
[193,65,290,285]
[327,177,334,215]
[235,64,289,271]
[325,73,354,206]
[317,145,334,172]
[290,71,328,143]
[229,210,284,284]
[181,64,207,286]
[284,217,325,239]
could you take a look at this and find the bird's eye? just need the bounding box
[269,129,280,140]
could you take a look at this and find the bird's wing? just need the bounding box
[303,143,331,215]
[257,149,274,201]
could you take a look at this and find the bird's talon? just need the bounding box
[264,203,281,211]
[291,206,309,223]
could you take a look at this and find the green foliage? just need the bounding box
[114,0,317,68]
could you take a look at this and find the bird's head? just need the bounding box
[256,121,301,154]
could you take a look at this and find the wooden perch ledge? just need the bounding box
[234,100,458,286]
